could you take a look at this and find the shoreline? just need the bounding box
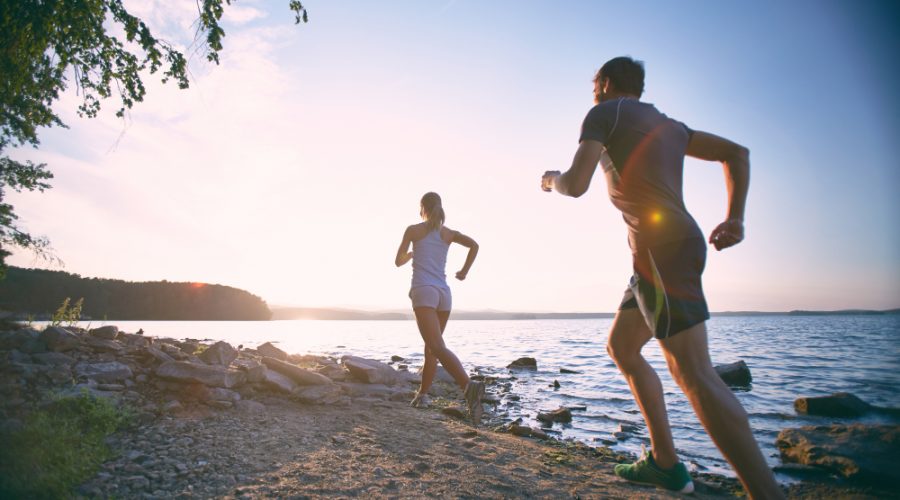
[0,325,893,498]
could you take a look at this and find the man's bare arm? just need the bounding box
[686,131,750,250]
[541,140,605,198]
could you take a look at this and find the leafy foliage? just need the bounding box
[0,391,134,498]
[49,296,84,327]
[0,0,308,276]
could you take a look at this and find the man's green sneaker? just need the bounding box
[613,447,694,493]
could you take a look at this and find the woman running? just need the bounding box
[395,192,485,424]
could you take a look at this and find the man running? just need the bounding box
[541,56,783,499]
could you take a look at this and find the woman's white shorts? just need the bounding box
[409,285,452,311]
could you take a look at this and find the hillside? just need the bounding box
[0,267,271,320]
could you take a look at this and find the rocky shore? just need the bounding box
[0,324,896,498]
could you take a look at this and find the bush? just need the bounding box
[0,391,133,498]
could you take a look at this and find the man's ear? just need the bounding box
[602,77,612,94]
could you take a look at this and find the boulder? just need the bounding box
[316,364,349,382]
[537,407,573,424]
[199,341,239,366]
[509,424,533,437]
[262,368,296,394]
[39,326,80,352]
[441,407,466,419]
[233,358,267,383]
[714,360,752,387]
[262,357,333,385]
[559,367,581,374]
[75,361,134,383]
[417,365,455,384]
[119,333,150,348]
[391,355,405,362]
[338,382,396,398]
[776,424,900,485]
[342,355,402,385]
[143,346,175,364]
[794,392,873,418]
[85,337,123,353]
[507,357,537,369]
[156,361,246,389]
[89,325,119,340]
[294,384,343,404]
[0,329,40,350]
[31,352,76,367]
[256,342,288,361]
[207,387,241,402]
[235,400,265,413]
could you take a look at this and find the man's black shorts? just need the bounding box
[619,237,710,339]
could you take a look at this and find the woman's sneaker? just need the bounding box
[613,447,694,494]
[410,393,432,408]
[463,380,485,425]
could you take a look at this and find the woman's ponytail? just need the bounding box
[421,192,445,231]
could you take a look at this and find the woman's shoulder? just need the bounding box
[406,222,429,240]
[439,226,459,243]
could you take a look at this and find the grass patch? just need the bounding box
[0,391,134,498]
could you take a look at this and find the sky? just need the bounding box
[7,0,900,312]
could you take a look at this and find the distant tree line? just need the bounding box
[0,267,271,321]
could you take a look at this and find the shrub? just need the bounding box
[0,391,133,498]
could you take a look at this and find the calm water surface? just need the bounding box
[86,315,900,478]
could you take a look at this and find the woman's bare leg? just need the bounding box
[414,307,468,390]
[417,310,450,395]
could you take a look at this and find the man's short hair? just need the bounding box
[597,57,645,97]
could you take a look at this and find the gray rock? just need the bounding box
[31,351,76,366]
[509,424,533,437]
[343,355,404,385]
[96,383,125,391]
[262,368,296,394]
[39,326,80,352]
[416,365,455,384]
[714,360,752,387]
[294,384,343,404]
[441,406,466,419]
[86,337,123,353]
[207,387,241,402]
[391,355,405,362]
[119,333,150,348]
[256,342,288,361]
[143,345,175,364]
[776,424,900,485]
[156,361,246,388]
[507,357,537,369]
[199,341,238,366]
[0,329,39,350]
[794,392,873,418]
[163,400,183,412]
[206,400,233,409]
[89,325,120,340]
[76,361,134,383]
[338,382,396,398]
[537,407,573,424]
[316,364,348,382]
[233,359,267,383]
[261,357,333,385]
[235,400,265,413]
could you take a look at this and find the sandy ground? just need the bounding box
[79,394,889,499]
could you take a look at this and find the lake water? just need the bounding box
[79,315,900,479]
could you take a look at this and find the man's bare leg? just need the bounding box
[660,322,784,499]
[607,308,679,468]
